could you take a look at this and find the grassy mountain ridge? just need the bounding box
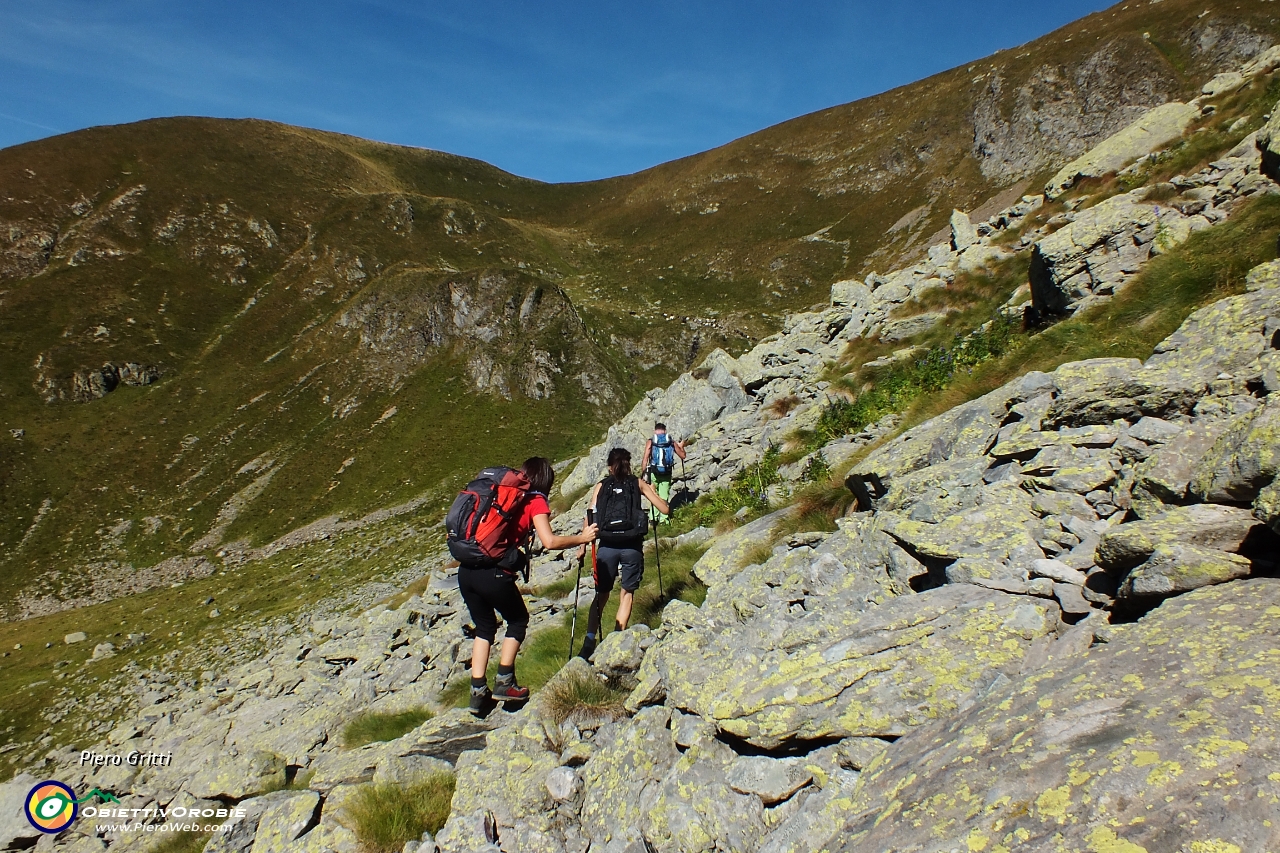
[1,0,1278,619]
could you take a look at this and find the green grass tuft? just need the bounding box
[342,708,435,749]
[346,773,456,853]
[674,445,784,529]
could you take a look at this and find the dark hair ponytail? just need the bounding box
[522,457,555,494]
[606,447,632,480]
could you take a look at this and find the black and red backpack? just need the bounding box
[445,467,534,574]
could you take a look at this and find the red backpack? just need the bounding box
[445,467,533,574]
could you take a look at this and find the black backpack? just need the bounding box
[596,475,648,546]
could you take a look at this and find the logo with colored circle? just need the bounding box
[25,781,78,833]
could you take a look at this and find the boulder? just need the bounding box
[1045,357,1199,429]
[832,579,1280,852]
[1095,504,1264,571]
[878,311,949,343]
[590,624,653,676]
[1201,71,1245,97]
[642,738,769,852]
[956,243,1008,275]
[1242,45,1280,77]
[878,484,1043,567]
[1130,417,1231,511]
[690,507,792,588]
[725,755,814,805]
[1257,479,1280,534]
[577,707,681,844]
[1246,258,1280,291]
[829,279,872,308]
[1117,543,1251,599]
[1189,396,1280,504]
[1044,101,1200,199]
[949,209,978,252]
[187,749,287,800]
[247,791,320,853]
[0,774,39,851]
[1143,286,1280,383]
[206,791,307,853]
[446,714,564,842]
[1259,101,1280,183]
[1029,194,1161,314]
[309,744,387,791]
[1031,558,1087,586]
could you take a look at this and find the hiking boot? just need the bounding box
[492,674,530,701]
[469,684,491,715]
[577,636,597,661]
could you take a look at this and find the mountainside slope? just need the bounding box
[1,0,1278,623]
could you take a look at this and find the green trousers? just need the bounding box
[652,471,673,523]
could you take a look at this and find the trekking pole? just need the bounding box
[652,508,664,600]
[567,550,583,664]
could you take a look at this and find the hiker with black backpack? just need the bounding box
[642,422,686,524]
[446,457,597,713]
[576,447,669,660]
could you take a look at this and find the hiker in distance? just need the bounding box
[446,457,597,714]
[577,447,669,660]
[642,422,686,524]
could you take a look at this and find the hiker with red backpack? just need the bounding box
[576,447,669,660]
[446,457,597,713]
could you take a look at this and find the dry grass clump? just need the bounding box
[541,669,630,726]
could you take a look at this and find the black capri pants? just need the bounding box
[458,565,529,644]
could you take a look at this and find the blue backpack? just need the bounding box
[651,433,675,473]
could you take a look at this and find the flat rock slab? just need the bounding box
[1045,101,1200,199]
[831,578,1280,853]
[631,584,1059,747]
[187,748,286,801]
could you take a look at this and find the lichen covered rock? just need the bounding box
[1045,101,1199,198]
[831,579,1280,852]
[1117,543,1251,599]
[1095,503,1262,571]
[632,583,1059,747]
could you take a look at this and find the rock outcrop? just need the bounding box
[833,579,1280,853]
[1044,101,1201,199]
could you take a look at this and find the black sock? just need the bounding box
[497,664,515,677]
[471,676,487,689]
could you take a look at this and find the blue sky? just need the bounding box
[0,1,1114,183]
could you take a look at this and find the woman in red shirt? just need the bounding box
[460,457,596,712]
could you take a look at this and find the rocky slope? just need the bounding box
[3,0,1280,622]
[4,43,1280,853]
